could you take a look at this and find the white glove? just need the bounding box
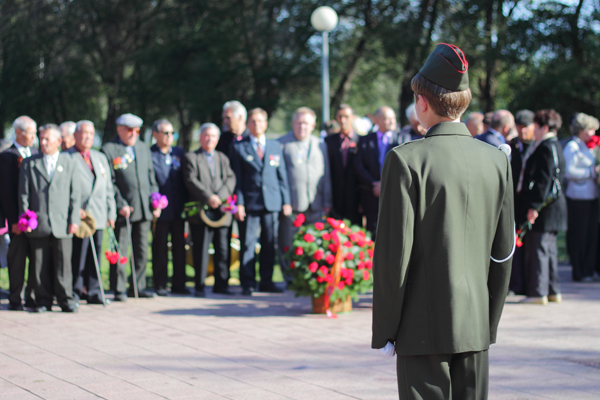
[378,341,395,357]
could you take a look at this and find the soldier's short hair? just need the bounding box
[223,101,247,123]
[534,109,562,132]
[248,108,268,120]
[293,107,316,122]
[410,73,472,119]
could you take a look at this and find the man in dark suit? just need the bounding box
[215,100,250,156]
[230,108,291,295]
[355,106,400,237]
[150,119,188,296]
[475,110,515,148]
[324,105,361,226]
[19,125,81,313]
[517,109,567,305]
[508,109,535,295]
[183,123,237,296]
[67,120,117,304]
[101,113,160,301]
[0,116,39,310]
[372,44,514,399]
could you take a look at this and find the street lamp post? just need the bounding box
[311,6,338,129]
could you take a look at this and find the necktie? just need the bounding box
[126,146,135,160]
[256,143,264,160]
[341,135,351,167]
[206,153,215,177]
[82,151,94,173]
[47,157,56,180]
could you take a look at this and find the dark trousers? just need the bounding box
[566,198,598,281]
[238,210,278,290]
[397,350,489,400]
[152,219,187,291]
[190,222,230,291]
[359,189,379,239]
[28,235,75,308]
[7,232,35,305]
[524,231,560,297]
[72,230,104,301]
[110,220,150,294]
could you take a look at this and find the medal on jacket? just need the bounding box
[113,153,133,170]
[270,154,280,167]
[246,154,254,162]
[57,165,63,173]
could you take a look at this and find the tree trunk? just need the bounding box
[330,35,368,113]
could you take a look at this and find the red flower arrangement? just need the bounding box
[284,216,374,313]
[105,227,128,265]
[586,135,600,149]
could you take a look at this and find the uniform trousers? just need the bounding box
[7,232,35,305]
[278,209,323,281]
[396,350,489,400]
[152,219,187,292]
[190,222,230,291]
[238,210,278,290]
[566,198,598,281]
[110,219,150,294]
[72,230,104,301]
[28,235,75,308]
[524,231,561,297]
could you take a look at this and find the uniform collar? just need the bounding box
[425,121,472,138]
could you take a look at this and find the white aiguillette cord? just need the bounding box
[491,144,516,264]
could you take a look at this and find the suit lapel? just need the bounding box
[34,157,51,183]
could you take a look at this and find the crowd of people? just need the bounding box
[0,98,597,312]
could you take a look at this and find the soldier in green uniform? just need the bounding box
[372,43,515,400]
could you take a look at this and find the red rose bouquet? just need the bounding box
[105,226,128,265]
[284,216,374,313]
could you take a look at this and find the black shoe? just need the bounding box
[155,288,169,297]
[87,296,106,305]
[61,304,79,313]
[241,287,254,296]
[127,290,156,298]
[113,292,128,302]
[213,288,234,295]
[171,287,192,295]
[24,299,36,308]
[258,283,283,293]
[32,305,51,313]
[194,288,206,298]
[8,302,24,311]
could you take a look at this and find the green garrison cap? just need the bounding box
[419,43,469,91]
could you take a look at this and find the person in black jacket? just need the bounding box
[215,101,250,156]
[324,105,361,226]
[0,116,39,310]
[150,119,188,296]
[517,109,567,305]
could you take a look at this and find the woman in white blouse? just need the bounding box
[563,113,600,282]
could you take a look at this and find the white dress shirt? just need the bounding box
[44,152,60,180]
[14,142,31,158]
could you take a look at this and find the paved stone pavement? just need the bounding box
[0,264,599,400]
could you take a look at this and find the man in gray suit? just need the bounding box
[278,107,332,277]
[102,113,161,301]
[19,125,81,313]
[67,120,116,304]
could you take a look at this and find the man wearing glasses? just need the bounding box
[102,113,161,301]
[150,119,188,296]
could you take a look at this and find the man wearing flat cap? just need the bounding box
[102,113,161,301]
[372,43,514,399]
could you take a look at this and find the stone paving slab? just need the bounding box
[1,264,599,399]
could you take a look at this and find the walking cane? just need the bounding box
[125,217,139,300]
[88,236,107,307]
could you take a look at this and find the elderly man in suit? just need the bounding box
[355,106,401,237]
[102,113,161,301]
[372,44,514,399]
[67,120,116,305]
[19,125,81,313]
[150,119,188,296]
[183,123,237,296]
[324,105,361,226]
[475,110,515,148]
[278,107,332,278]
[0,116,39,310]
[216,101,250,156]
[230,108,291,295]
